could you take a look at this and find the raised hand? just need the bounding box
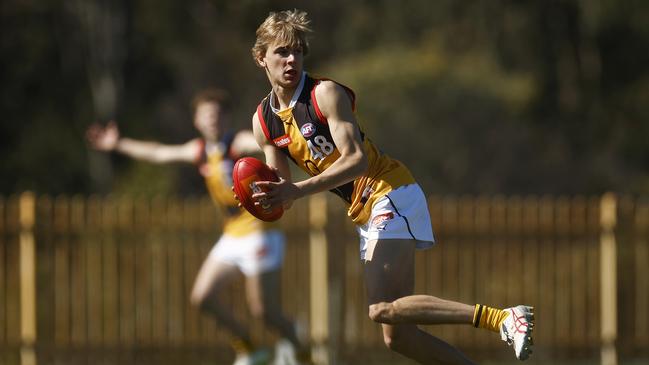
[86,121,120,151]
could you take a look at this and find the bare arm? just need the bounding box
[293,81,368,196]
[251,112,294,210]
[86,121,200,164]
[231,129,263,158]
[252,113,292,182]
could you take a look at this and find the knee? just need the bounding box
[368,302,395,324]
[190,286,214,311]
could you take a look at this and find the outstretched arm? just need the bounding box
[86,121,200,164]
[231,129,263,158]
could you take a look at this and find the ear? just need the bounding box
[256,56,266,68]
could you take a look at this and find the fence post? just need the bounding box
[309,194,329,364]
[600,193,617,365]
[19,192,37,365]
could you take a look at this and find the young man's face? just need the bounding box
[259,41,304,88]
[193,101,224,141]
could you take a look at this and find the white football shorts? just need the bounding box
[357,183,436,260]
[207,229,285,276]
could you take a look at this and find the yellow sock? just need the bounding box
[296,347,312,363]
[473,304,510,333]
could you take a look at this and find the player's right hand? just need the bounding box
[231,186,243,208]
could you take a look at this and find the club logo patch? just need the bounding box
[301,123,316,138]
[371,212,394,228]
[273,134,291,147]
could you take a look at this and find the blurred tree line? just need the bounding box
[1,0,648,196]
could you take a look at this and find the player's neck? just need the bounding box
[271,85,296,110]
[203,132,220,144]
[270,72,305,111]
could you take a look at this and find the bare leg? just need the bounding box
[245,268,303,347]
[370,295,474,325]
[364,239,476,365]
[190,255,250,342]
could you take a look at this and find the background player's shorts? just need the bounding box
[357,184,436,260]
[207,229,285,276]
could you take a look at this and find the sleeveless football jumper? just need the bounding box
[256,73,415,225]
[196,135,273,235]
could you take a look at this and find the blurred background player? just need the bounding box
[86,89,310,365]
[248,10,534,365]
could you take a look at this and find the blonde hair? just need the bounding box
[251,9,313,63]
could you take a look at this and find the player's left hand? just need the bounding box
[252,177,299,210]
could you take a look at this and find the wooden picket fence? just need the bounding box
[0,192,648,364]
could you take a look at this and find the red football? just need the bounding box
[232,157,284,222]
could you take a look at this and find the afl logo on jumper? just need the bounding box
[301,123,316,138]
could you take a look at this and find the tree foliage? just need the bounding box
[1,0,647,195]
